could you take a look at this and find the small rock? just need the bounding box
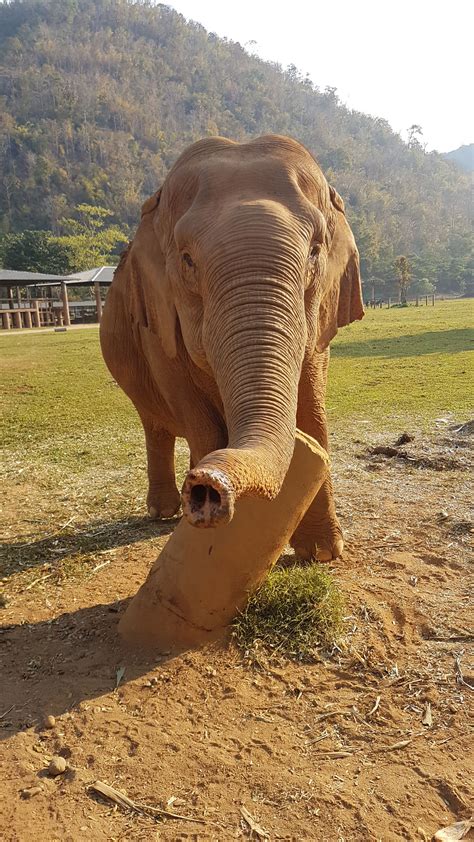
[48,756,67,776]
[43,714,56,729]
[21,785,43,799]
[395,432,414,446]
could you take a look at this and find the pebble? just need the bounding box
[43,715,56,729]
[21,786,43,799]
[48,756,67,776]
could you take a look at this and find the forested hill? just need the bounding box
[0,0,471,293]
[444,145,474,173]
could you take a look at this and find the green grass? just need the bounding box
[232,563,343,661]
[328,299,473,427]
[1,301,471,466]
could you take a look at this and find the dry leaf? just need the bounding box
[433,817,474,841]
[240,805,269,839]
[422,702,433,727]
[382,738,413,751]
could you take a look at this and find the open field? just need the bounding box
[0,299,473,840]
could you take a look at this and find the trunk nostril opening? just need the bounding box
[182,467,234,527]
[208,487,221,506]
[190,484,207,508]
[190,484,222,512]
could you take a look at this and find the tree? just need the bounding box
[56,203,128,271]
[407,124,424,149]
[394,255,411,304]
[3,230,72,274]
[411,277,436,296]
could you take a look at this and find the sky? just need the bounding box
[169,0,472,152]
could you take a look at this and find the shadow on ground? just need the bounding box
[332,328,473,359]
[0,599,196,741]
[0,515,179,578]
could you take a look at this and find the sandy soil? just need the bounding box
[1,423,472,841]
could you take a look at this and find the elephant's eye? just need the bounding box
[182,252,194,268]
[309,243,321,264]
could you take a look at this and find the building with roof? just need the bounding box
[0,266,116,329]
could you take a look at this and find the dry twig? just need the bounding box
[367,695,381,717]
[454,652,474,691]
[240,806,269,840]
[88,780,206,825]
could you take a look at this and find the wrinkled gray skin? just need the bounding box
[100,134,364,560]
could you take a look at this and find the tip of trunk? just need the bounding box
[181,468,235,528]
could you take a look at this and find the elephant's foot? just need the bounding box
[147,486,181,519]
[290,514,343,563]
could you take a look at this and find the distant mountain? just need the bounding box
[0,0,471,293]
[443,144,474,173]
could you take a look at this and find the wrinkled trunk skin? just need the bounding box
[182,268,306,527]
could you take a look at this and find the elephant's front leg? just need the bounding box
[291,349,343,561]
[142,420,181,519]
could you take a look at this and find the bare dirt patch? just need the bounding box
[1,426,472,841]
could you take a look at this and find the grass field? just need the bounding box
[1,299,472,457]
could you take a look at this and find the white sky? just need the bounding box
[169,0,472,152]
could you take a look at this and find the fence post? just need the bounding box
[33,300,41,327]
[1,311,12,330]
[94,281,103,322]
[432,294,435,306]
[60,282,71,326]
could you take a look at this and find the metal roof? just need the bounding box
[0,265,116,287]
[0,268,73,283]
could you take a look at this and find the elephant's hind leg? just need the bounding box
[142,420,181,519]
[290,474,343,562]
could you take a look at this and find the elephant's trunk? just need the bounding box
[182,266,306,527]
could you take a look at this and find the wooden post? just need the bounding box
[425,295,428,306]
[94,281,103,322]
[24,310,32,329]
[16,286,21,305]
[60,282,71,326]
[12,309,22,329]
[432,294,435,306]
[33,300,40,327]
[1,311,11,330]
[416,296,419,306]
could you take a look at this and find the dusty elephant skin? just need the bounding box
[119,431,329,650]
[100,135,364,560]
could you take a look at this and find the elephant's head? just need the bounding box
[134,135,363,527]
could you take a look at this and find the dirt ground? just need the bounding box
[1,422,472,841]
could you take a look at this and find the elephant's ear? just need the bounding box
[129,189,178,359]
[316,186,364,352]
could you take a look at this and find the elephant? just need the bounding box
[100,134,364,561]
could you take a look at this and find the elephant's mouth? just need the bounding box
[181,468,235,528]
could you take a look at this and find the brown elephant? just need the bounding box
[100,135,364,561]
